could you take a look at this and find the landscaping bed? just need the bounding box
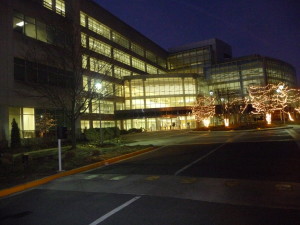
[0,143,153,190]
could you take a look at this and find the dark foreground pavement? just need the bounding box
[1,128,300,225]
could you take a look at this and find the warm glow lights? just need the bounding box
[192,96,215,127]
[288,112,294,121]
[224,118,229,127]
[266,113,272,125]
[203,118,211,127]
[246,83,289,124]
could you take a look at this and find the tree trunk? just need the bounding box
[71,117,77,149]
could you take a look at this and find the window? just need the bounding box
[90,57,112,75]
[43,0,65,17]
[43,0,52,10]
[81,33,87,48]
[24,16,36,39]
[131,43,144,56]
[146,51,156,63]
[114,66,131,78]
[80,12,86,27]
[112,32,129,49]
[55,0,65,16]
[146,64,158,74]
[13,11,66,47]
[87,16,110,39]
[89,37,111,57]
[81,120,90,130]
[13,11,24,33]
[22,108,35,138]
[113,49,131,65]
[132,57,145,71]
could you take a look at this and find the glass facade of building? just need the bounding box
[3,0,297,141]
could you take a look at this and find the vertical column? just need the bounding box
[181,77,186,106]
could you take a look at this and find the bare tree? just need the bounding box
[16,17,117,149]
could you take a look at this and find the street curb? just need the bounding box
[0,147,155,198]
[190,125,293,133]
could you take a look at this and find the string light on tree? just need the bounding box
[192,96,215,128]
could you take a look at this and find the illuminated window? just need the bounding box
[115,84,124,97]
[87,16,110,39]
[158,57,167,69]
[112,32,129,49]
[131,99,145,109]
[43,0,52,10]
[116,102,124,110]
[82,55,88,69]
[90,57,112,75]
[92,100,114,114]
[81,120,90,130]
[131,79,144,97]
[80,12,86,27]
[81,33,87,48]
[146,51,156,63]
[43,0,65,17]
[113,49,131,65]
[89,37,111,57]
[83,76,89,91]
[146,64,158,74]
[24,16,36,39]
[132,57,145,71]
[184,78,196,94]
[114,66,131,78]
[22,108,35,138]
[131,43,144,56]
[55,0,65,16]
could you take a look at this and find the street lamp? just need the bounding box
[95,82,103,145]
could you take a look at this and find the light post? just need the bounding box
[95,82,103,145]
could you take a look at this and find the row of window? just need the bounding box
[82,33,164,75]
[80,12,167,69]
[43,0,65,17]
[14,58,73,87]
[125,77,196,98]
[127,97,195,110]
[81,120,118,130]
[13,11,66,47]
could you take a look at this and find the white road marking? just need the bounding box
[174,133,244,176]
[88,196,141,225]
[174,142,226,176]
[286,129,300,148]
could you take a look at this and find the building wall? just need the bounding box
[0,0,298,144]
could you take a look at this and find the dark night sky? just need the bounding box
[95,0,300,82]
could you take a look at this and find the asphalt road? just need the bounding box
[1,127,300,225]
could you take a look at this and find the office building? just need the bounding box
[0,0,297,144]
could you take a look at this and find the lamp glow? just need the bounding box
[203,118,210,127]
[224,118,229,127]
[266,113,272,124]
[288,112,294,121]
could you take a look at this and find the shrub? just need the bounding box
[91,149,101,156]
[64,151,76,159]
[85,127,120,144]
[11,118,21,149]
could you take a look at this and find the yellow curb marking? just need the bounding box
[145,176,160,181]
[225,180,240,187]
[180,178,197,184]
[0,147,155,198]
